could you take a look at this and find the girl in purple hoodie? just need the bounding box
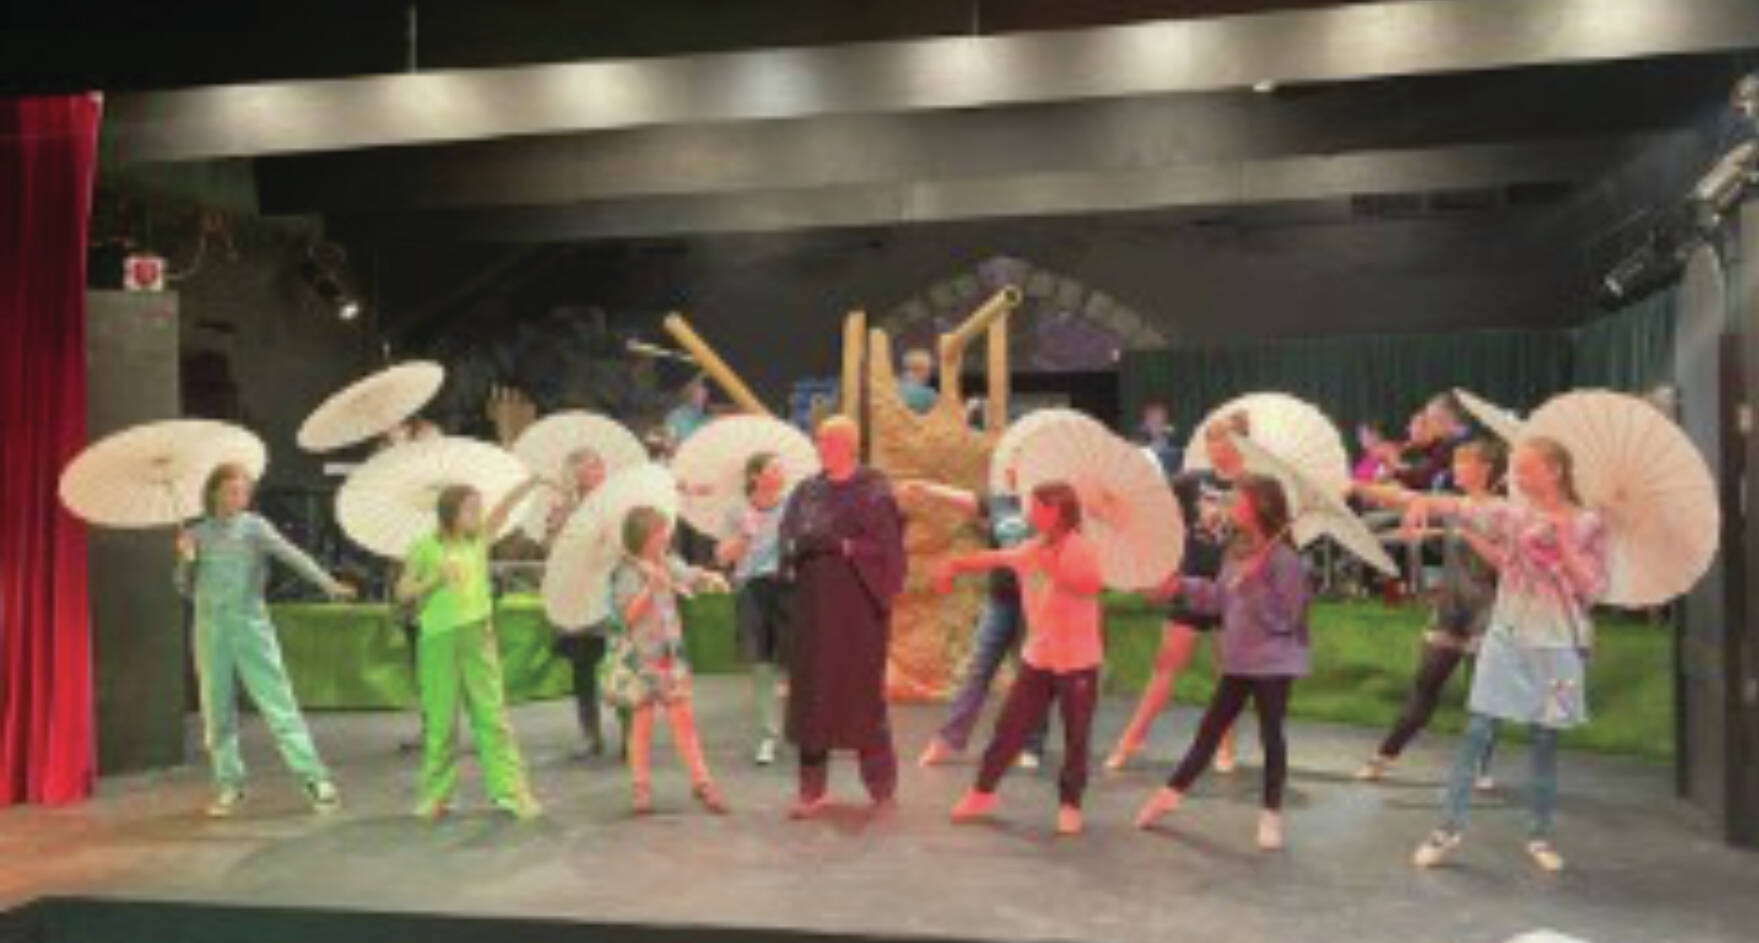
[1133,474,1309,851]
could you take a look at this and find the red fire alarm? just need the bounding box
[123,253,166,291]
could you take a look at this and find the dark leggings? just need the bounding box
[1169,675,1293,810]
[976,665,1099,807]
[555,633,608,746]
[1381,641,1485,763]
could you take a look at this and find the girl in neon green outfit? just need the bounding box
[398,478,544,821]
[176,463,355,818]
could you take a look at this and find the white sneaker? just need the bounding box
[755,738,778,766]
[1257,811,1285,851]
[307,780,341,814]
[1016,752,1042,771]
[1526,839,1566,873]
[1354,757,1392,782]
[1413,829,1463,868]
[206,787,245,818]
[1474,774,1497,792]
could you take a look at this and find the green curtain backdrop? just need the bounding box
[1570,290,1677,391]
[1123,293,1678,434]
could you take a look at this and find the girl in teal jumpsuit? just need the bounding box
[175,463,354,817]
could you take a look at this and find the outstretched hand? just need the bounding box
[485,384,538,447]
[174,529,196,562]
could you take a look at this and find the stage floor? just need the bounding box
[3,678,1754,943]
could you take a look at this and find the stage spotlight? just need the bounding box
[301,241,364,322]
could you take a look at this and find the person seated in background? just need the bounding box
[1376,394,1467,492]
[1138,401,1181,473]
[898,348,938,414]
[1353,423,1389,484]
[664,376,712,447]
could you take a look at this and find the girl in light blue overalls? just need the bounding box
[176,462,354,817]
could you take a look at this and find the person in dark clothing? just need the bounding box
[1352,438,1507,786]
[780,416,907,819]
[1105,409,1248,773]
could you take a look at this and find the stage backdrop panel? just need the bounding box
[85,290,186,776]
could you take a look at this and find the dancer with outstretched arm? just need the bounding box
[176,462,356,818]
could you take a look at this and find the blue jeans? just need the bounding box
[938,599,1046,755]
[1442,712,1559,838]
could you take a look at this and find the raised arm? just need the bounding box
[253,516,348,599]
[896,480,980,517]
[1351,480,1422,510]
[933,544,1030,594]
[483,476,545,543]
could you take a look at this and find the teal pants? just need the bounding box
[195,609,330,790]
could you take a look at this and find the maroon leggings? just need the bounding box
[976,664,1099,807]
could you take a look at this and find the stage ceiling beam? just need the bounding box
[104,0,1759,164]
[324,135,1653,244]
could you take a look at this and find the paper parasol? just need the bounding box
[59,420,267,528]
[335,437,533,558]
[297,361,445,453]
[1232,435,1399,577]
[989,407,1109,493]
[1183,392,1349,494]
[511,410,646,541]
[542,463,680,630]
[1454,388,1525,443]
[671,415,819,539]
[1011,414,1184,590]
[1523,389,1719,607]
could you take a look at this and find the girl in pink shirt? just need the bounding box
[936,481,1105,836]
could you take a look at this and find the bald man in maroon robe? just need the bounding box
[779,416,906,818]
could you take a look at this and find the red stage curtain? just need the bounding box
[0,94,100,806]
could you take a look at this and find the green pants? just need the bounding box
[418,619,532,805]
[195,609,330,790]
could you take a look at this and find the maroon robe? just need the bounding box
[780,466,905,752]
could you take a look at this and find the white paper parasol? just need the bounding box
[1183,392,1350,496]
[1522,389,1719,608]
[335,437,533,558]
[59,420,267,528]
[1454,388,1525,443]
[670,415,819,539]
[542,463,681,630]
[511,410,646,541]
[1232,436,1400,577]
[1011,415,1184,590]
[989,408,1109,493]
[297,361,445,453]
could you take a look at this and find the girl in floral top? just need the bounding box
[1405,437,1609,873]
[607,505,731,814]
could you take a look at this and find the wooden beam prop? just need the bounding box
[662,313,770,416]
[936,286,1021,408]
